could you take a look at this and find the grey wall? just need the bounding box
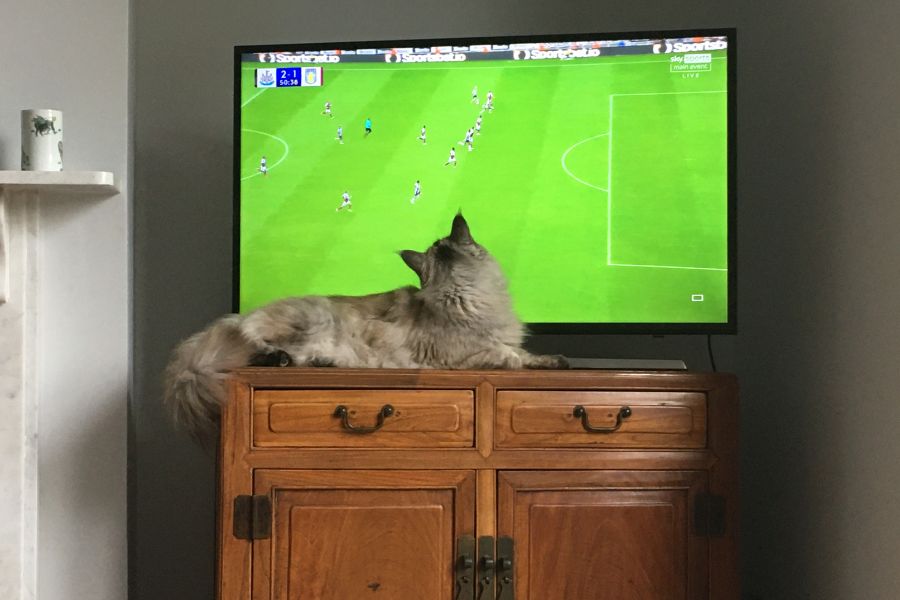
[132,1,900,599]
[732,3,900,596]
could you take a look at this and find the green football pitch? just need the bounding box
[239,52,729,324]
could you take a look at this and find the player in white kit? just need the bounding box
[336,191,352,211]
[444,147,457,167]
[471,85,478,104]
[259,156,268,175]
[463,128,474,151]
[336,126,343,144]
[475,115,483,135]
[411,180,421,204]
[418,125,427,144]
[484,91,494,112]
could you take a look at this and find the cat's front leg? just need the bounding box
[248,349,293,367]
[458,346,569,370]
[513,347,569,369]
[456,346,523,369]
[239,297,334,352]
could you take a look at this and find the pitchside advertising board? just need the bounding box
[250,36,728,87]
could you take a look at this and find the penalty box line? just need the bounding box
[607,90,727,272]
[240,88,289,181]
[240,129,290,181]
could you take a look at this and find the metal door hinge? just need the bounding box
[496,536,515,600]
[456,535,476,600]
[233,494,272,540]
[458,535,513,600]
[477,536,495,600]
[694,492,726,537]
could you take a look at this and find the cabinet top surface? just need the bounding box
[230,368,736,389]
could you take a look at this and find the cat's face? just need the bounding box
[400,214,493,289]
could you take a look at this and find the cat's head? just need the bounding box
[399,213,506,296]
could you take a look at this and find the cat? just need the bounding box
[164,213,567,439]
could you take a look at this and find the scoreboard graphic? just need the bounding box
[255,67,323,88]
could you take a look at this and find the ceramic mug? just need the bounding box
[21,109,63,171]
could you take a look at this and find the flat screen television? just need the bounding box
[234,28,735,334]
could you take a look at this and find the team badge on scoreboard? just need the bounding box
[255,68,277,88]
[302,66,323,86]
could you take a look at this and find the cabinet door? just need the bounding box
[498,471,708,600]
[253,470,475,600]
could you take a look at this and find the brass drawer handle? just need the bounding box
[572,405,632,433]
[333,404,394,434]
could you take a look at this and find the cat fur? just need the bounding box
[163,214,567,440]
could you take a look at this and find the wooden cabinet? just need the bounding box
[498,471,708,600]
[253,470,475,600]
[219,370,739,600]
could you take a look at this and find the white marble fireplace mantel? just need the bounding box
[0,170,116,303]
[0,171,116,600]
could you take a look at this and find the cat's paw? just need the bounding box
[527,354,569,369]
[307,356,336,368]
[248,349,293,367]
[547,354,569,369]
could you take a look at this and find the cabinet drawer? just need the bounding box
[253,389,474,448]
[495,390,706,449]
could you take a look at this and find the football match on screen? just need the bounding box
[238,35,730,325]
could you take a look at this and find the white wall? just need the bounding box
[0,0,129,599]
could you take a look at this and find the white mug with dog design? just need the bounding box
[21,109,63,171]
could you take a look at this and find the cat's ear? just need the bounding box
[400,250,426,277]
[450,212,474,245]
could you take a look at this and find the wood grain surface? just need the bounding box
[216,369,738,600]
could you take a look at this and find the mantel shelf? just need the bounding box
[0,170,117,304]
[0,170,117,195]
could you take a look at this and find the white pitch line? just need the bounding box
[240,129,289,181]
[608,95,614,265]
[241,87,268,108]
[607,90,728,272]
[611,90,727,97]
[560,133,609,192]
[609,261,727,272]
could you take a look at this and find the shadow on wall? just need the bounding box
[732,3,884,598]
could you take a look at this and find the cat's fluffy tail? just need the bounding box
[163,315,255,441]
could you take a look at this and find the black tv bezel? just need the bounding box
[233,28,737,335]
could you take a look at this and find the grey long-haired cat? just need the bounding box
[164,213,567,438]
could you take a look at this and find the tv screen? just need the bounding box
[234,29,735,334]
